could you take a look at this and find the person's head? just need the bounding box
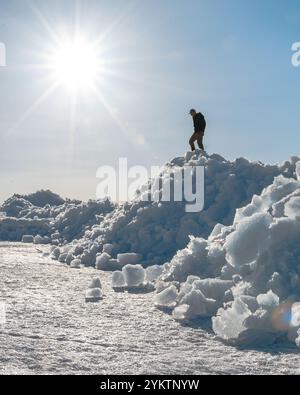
[189,109,197,117]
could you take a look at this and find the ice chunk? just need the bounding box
[85,288,103,302]
[177,289,216,319]
[290,303,300,328]
[58,253,68,263]
[238,295,259,312]
[117,253,141,267]
[70,258,81,268]
[186,275,201,284]
[192,279,233,301]
[154,285,178,308]
[51,247,61,259]
[81,244,100,267]
[163,237,209,283]
[287,303,300,342]
[103,243,114,255]
[209,223,225,240]
[212,297,280,346]
[95,253,111,270]
[284,196,300,218]
[213,298,252,343]
[172,304,190,321]
[89,277,102,289]
[225,213,273,267]
[296,332,300,348]
[155,280,177,294]
[296,162,300,181]
[34,235,50,245]
[257,290,279,310]
[22,235,34,243]
[65,253,74,265]
[112,271,126,288]
[106,259,121,271]
[122,264,146,287]
[146,265,164,282]
[86,277,102,302]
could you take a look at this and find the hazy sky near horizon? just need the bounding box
[0,0,299,203]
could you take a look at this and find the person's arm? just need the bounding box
[193,115,201,132]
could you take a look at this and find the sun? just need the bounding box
[50,37,100,91]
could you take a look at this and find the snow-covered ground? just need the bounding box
[0,243,299,375]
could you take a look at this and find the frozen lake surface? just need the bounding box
[0,243,299,375]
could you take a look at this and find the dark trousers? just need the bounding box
[189,131,204,151]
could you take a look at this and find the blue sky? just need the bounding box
[0,0,299,202]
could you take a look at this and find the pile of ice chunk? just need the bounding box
[153,168,300,348]
[1,152,299,270]
[112,263,161,291]
[95,252,141,271]
[0,191,115,244]
[82,152,298,267]
[34,152,298,268]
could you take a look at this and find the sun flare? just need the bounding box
[50,38,100,91]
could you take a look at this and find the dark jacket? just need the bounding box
[193,112,206,133]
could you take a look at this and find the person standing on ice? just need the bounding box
[189,109,206,151]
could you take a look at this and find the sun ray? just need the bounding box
[93,0,138,48]
[66,89,78,172]
[1,81,60,141]
[90,85,142,147]
[97,67,199,97]
[27,0,62,46]
[99,52,185,66]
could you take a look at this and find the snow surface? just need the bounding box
[1,243,299,375]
